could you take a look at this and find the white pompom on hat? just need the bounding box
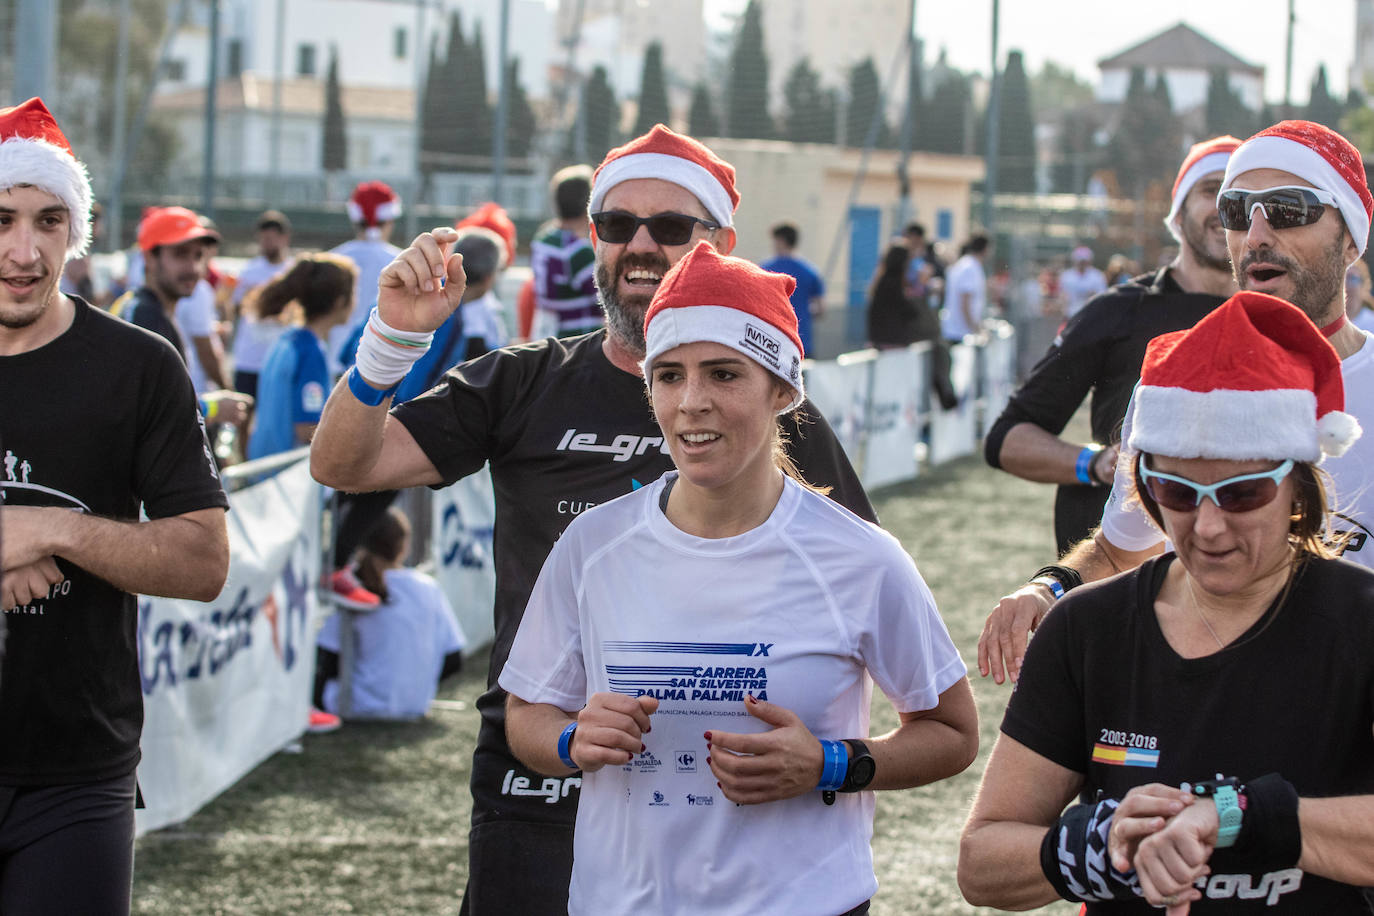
[1221,120,1373,255]
[589,125,739,228]
[0,97,93,258]
[1128,291,1361,463]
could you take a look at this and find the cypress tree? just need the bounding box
[633,42,671,135]
[1204,68,1253,139]
[921,70,971,154]
[1307,65,1343,129]
[688,82,721,137]
[456,21,492,158]
[321,46,347,171]
[782,58,833,144]
[583,65,619,165]
[725,0,772,138]
[845,57,889,148]
[505,57,537,159]
[420,35,444,166]
[996,50,1036,192]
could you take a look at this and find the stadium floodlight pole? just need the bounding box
[201,0,221,220]
[269,0,285,185]
[491,0,510,203]
[109,0,132,252]
[895,0,918,231]
[1284,0,1295,111]
[14,0,57,103]
[982,0,1000,234]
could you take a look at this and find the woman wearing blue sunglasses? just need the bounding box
[960,292,1374,913]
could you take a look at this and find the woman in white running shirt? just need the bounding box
[500,242,978,916]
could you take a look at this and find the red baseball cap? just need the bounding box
[138,206,220,252]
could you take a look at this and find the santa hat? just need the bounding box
[457,202,517,265]
[643,242,804,411]
[1165,134,1240,232]
[589,125,739,227]
[1222,120,1373,255]
[347,180,402,228]
[0,97,93,258]
[1128,291,1360,463]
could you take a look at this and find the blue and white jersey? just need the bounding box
[248,326,329,460]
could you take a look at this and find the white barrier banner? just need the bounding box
[135,459,322,836]
[981,323,1018,435]
[803,356,872,471]
[928,342,980,465]
[431,467,497,650]
[863,347,922,489]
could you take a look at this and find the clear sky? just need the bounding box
[704,0,1358,105]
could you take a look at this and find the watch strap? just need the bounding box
[839,738,874,793]
[1213,783,1243,847]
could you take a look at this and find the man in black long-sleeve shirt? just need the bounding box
[984,136,1241,553]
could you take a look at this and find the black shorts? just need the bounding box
[0,771,137,916]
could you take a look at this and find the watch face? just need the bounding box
[850,756,876,789]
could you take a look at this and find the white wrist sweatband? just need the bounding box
[353,307,435,387]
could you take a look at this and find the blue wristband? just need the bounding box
[347,366,399,407]
[557,722,579,770]
[817,739,847,791]
[1075,446,1101,485]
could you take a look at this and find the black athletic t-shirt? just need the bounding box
[126,286,187,364]
[0,299,228,785]
[1003,554,1374,913]
[985,269,1225,552]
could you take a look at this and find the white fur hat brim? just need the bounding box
[0,137,93,258]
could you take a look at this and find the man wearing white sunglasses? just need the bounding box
[979,119,1374,685]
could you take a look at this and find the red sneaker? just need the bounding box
[327,568,381,611]
[308,707,342,734]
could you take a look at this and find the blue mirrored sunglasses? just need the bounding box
[1139,458,1295,513]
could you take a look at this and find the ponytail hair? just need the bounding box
[353,507,411,604]
[248,252,357,322]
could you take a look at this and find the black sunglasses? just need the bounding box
[590,210,720,246]
[1216,185,1340,231]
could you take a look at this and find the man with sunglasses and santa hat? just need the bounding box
[309,124,873,915]
[0,98,229,914]
[979,120,1374,686]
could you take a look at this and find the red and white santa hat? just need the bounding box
[1128,291,1360,462]
[1164,134,1240,233]
[643,241,804,411]
[1221,120,1373,255]
[0,97,93,258]
[589,125,739,227]
[347,180,402,227]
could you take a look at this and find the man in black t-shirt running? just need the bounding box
[311,125,875,915]
[985,136,1242,554]
[0,98,230,915]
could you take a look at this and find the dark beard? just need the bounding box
[1237,237,1348,323]
[1182,216,1231,273]
[594,252,671,357]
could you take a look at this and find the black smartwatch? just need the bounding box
[839,738,876,792]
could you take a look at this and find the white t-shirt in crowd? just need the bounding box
[460,290,510,351]
[1059,265,1107,318]
[175,278,219,394]
[317,567,467,719]
[941,254,987,341]
[233,254,293,306]
[328,236,402,370]
[500,472,967,916]
[1102,329,1374,570]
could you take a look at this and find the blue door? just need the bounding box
[847,205,881,347]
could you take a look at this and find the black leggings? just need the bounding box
[0,771,136,916]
